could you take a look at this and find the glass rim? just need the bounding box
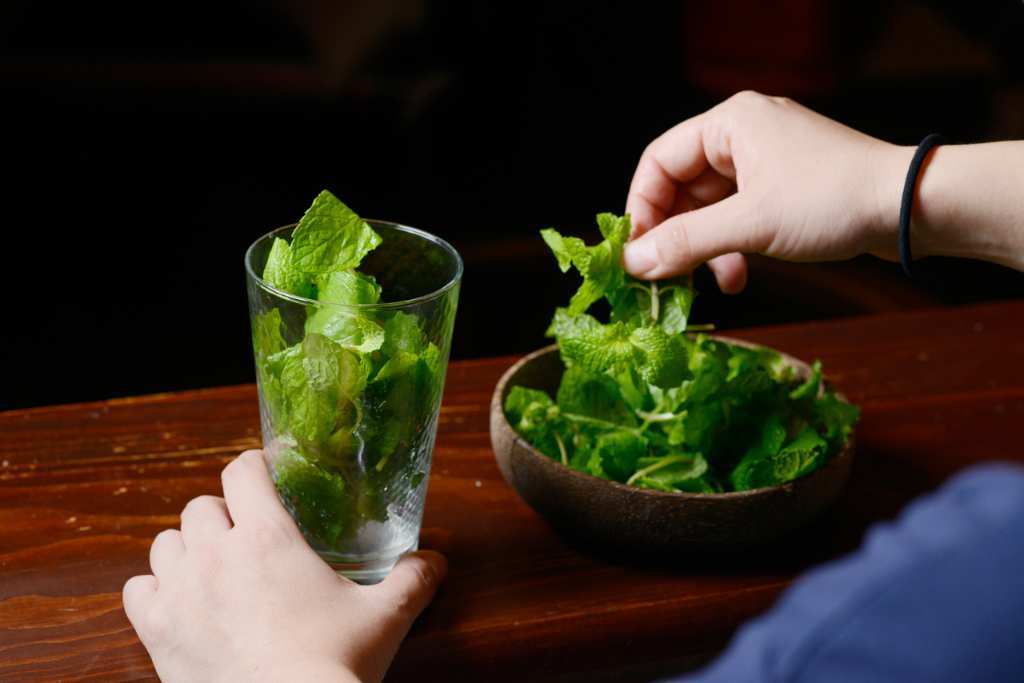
[244,219,464,311]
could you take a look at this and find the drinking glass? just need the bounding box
[244,221,462,583]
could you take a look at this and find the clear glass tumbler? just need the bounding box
[244,221,462,583]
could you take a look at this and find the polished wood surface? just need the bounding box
[3,301,1023,682]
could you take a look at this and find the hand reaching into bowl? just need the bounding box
[623,90,1024,292]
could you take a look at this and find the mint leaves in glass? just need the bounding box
[505,213,859,494]
[245,191,461,582]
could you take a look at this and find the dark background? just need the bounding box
[2,0,1023,411]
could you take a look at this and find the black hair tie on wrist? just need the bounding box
[899,133,944,277]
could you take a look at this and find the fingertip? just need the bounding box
[238,449,265,467]
[622,238,659,279]
[707,253,748,294]
[122,574,157,618]
[394,549,448,589]
[412,549,448,584]
[375,550,448,618]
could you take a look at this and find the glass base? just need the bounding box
[319,538,419,584]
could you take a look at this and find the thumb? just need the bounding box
[374,550,447,623]
[623,194,765,280]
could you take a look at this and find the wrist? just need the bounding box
[865,142,916,257]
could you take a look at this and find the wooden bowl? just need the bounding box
[489,340,854,555]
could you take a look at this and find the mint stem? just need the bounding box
[554,432,568,466]
[650,281,660,322]
[625,454,694,486]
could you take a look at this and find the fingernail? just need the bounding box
[623,238,657,276]
[416,550,448,582]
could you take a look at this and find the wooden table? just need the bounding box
[3,301,1023,682]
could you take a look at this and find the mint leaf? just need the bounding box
[279,334,343,445]
[731,426,827,491]
[304,270,385,354]
[555,318,688,388]
[659,285,695,335]
[505,386,553,424]
[252,309,286,361]
[539,214,630,316]
[274,449,354,548]
[290,190,382,275]
[263,237,314,298]
[628,325,689,387]
[630,453,710,492]
[504,387,567,461]
[316,269,382,306]
[382,311,426,357]
[540,228,587,273]
[790,360,823,401]
[263,237,292,290]
[556,365,638,426]
[306,312,384,354]
[814,390,860,449]
[559,320,638,374]
[593,429,646,483]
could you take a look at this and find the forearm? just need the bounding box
[874,141,1024,270]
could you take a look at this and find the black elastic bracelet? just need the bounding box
[899,133,944,277]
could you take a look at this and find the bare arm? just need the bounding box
[623,91,1024,289]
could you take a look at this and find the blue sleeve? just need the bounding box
[670,463,1024,683]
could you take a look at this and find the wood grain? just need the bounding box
[2,301,1024,682]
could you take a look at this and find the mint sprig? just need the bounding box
[506,213,860,493]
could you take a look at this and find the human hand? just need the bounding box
[122,450,446,683]
[623,90,912,291]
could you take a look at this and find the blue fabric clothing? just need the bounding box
[674,463,1024,683]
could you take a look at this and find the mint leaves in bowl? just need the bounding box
[245,191,461,582]
[489,214,858,553]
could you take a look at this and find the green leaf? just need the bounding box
[554,318,689,388]
[304,269,385,353]
[540,228,587,273]
[725,346,782,395]
[539,214,631,317]
[280,333,366,449]
[628,325,690,387]
[274,449,354,549]
[306,312,384,354]
[373,350,419,383]
[659,284,695,335]
[630,453,710,492]
[556,365,638,426]
[315,269,381,307]
[290,190,382,275]
[504,387,566,461]
[596,212,631,244]
[559,320,639,375]
[731,426,828,490]
[790,360,823,400]
[252,309,286,361]
[263,237,313,298]
[813,390,860,449]
[593,429,647,483]
[607,282,653,328]
[382,311,426,357]
[252,309,289,427]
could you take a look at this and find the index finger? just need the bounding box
[220,450,298,533]
[625,104,735,236]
